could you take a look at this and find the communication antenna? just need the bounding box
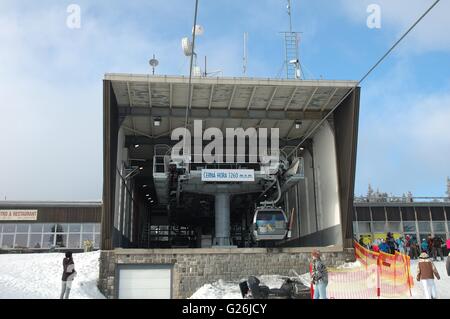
[243,32,248,77]
[149,54,159,75]
[280,0,302,79]
[181,24,204,76]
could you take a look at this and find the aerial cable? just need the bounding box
[183,0,199,134]
[287,0,441,159]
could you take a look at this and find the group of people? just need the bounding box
[359,232,406,255]
[359,233,450,261]
[418,235,446,261]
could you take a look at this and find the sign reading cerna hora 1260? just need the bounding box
[0,210,38,221]
[201,169,255,182]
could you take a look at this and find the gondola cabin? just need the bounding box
[252,207,288,241]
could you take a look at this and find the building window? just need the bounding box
[82,224,94,233]
[68,233,81,249]
[432,221,446,233]
[30,224,43,233]
[3,224,16,233]
[386,222,401,233]
[403,221,416,232]
[418,221,431,233]
[1,234,14,249]
[372,221,386,233]
[42,234,54,248]
[69,224,81,233]
[357,222,371,233]
[29,234,42,248]
[43,224,55,232]
[14,234,28,248]
[0,223,100,250]
[16,224,30,233]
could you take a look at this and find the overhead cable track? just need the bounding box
[287,0,441,158]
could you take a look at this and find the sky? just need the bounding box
[0,0,449,200]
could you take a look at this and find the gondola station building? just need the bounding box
[98,74,360,298]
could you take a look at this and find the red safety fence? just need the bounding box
[324,241,413,299]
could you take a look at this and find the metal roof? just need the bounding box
[106,74,358,140]
[0,201,102,208]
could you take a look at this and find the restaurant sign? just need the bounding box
[0,210,38,221]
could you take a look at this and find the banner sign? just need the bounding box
[0,210,38,221]
[201,169,255,182]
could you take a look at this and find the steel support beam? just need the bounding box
[119,106,326,121]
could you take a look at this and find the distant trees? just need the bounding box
[354,184,413,203]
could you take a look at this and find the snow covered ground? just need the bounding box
[0,251,105,299]
[0,251,448,299]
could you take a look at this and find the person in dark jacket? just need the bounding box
[310,250,328,299]
[386,232,396,254]
[432,237,444,261]
[60,251,77,299]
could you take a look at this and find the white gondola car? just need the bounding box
[251,207,288,241]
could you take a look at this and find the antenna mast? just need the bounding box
[281,0,302,79]
[243,32,248,77]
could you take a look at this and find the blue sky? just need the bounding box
[0,0,449,200]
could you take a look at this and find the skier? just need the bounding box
[310,250,328,299]
[60,251,77,299]
[416,252,440,299]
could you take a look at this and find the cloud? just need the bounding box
[355,87,450,197]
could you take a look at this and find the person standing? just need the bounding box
[386,232,396,254]
[60,251,77,299]
[310,250,328,299]
[416,252,440,299]
[405,235,411,257]
[432,237,444,261]
[427,235,433,256]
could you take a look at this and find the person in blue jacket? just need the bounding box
[379,239,390,254]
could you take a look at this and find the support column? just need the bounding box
[214,193,231,246]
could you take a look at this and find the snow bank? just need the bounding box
[0,251,105,299]
[190,275,292,299]
[336,260,362,269]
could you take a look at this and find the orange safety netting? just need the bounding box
[324,241,413,299]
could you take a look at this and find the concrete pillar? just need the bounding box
[214,193,231,246]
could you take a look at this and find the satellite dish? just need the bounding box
[149,58,159,68]
[182,37,193,56]
[192,25,204,36]
[149,54,159,75]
